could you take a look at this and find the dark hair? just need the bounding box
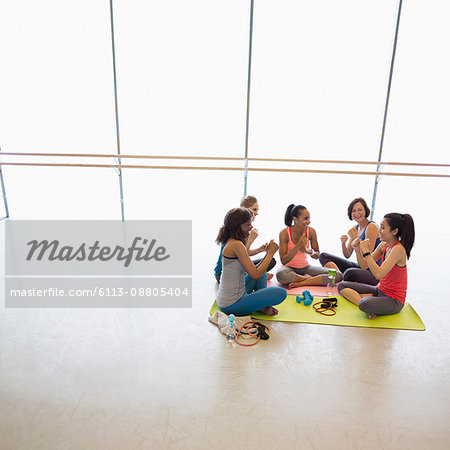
[240,195,258,208]
[216,207,253,245]
[384,213,415,259]
[284,204,307,226]
[347,197,370,220]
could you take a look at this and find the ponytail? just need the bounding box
[400,214,415,259]
[284,204,307,226]
[384,213,415,259]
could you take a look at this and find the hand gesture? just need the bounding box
[260,243,268,253]
[249,228,258,240]
[340,235,348,245]
[359,239,370,254]
[297,233,308,252]
[351,238,361,249]
[348,227,358,240]
[267,239,279,254]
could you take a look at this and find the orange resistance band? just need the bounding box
[312,300,337,316]
[235,321,270,346]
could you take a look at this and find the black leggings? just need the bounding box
[253,257,276,272]
[215,257,276,283]
[319,252,378,286]
[338,281,404,315]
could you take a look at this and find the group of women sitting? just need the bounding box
[214,195,415,320]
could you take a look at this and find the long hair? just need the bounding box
[284,204,307,226]
[384,213,415,259]
[216,207,253,245]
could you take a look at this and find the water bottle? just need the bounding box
[327,268,336,296]
[225,314,236,341]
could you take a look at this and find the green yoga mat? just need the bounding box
[210,295,425,331]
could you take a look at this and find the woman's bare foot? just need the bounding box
[267,273,274,281]
[258,306,279,316]
[368,313,377,319]
[287,274,312,289]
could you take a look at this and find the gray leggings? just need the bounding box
[276,265,343,286]
[338,281,404,315]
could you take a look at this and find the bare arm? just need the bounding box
[353,223,383,269]
[248,243,267,256]
[365,223,379,253]
[233,240,278,280]
[354,239,385,271]
[341,235,352,259]
[308,227,320,259]
[353,238,367,269]
[279,229,302,265]
[342,226,358,259]
[245,228,267,256]
[359,239,404,280]
[245,228,258,251]
[224,239,278,280]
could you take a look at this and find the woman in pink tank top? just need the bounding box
[276,204,343,289]
[338,213,415,319]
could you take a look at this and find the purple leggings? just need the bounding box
[319,252,378,286]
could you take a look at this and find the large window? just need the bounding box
[249,0,398,160]
[0,1,448,227]
[0,1,118,218]
[113,0,250,158]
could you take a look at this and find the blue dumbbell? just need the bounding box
[296,290,313,306]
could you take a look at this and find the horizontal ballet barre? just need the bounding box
[1,162,449,178]
[1,152,449,168]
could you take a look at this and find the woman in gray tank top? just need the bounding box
[215,207,286,316]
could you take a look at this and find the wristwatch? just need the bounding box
[362,252,371,258]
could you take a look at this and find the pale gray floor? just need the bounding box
[1,223,449,450]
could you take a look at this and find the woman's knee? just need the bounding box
[273,287,287,304]
[338,281,351,292]
[318,252,331,266]
[358,299,371,313]
[343,268,360,281]
[276,268,293,284]
[359,297,404,315]
[359,297,384,314]
[268,258,277,272]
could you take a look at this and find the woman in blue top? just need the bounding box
[319,197,381,285]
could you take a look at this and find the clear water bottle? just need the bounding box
[327,268,336,296]
[225,314,236,341]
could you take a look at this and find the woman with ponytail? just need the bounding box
[276,204,343,289]
[216,207,287,316]
[338,213,415,319]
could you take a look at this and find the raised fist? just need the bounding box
[348,227,358,240]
